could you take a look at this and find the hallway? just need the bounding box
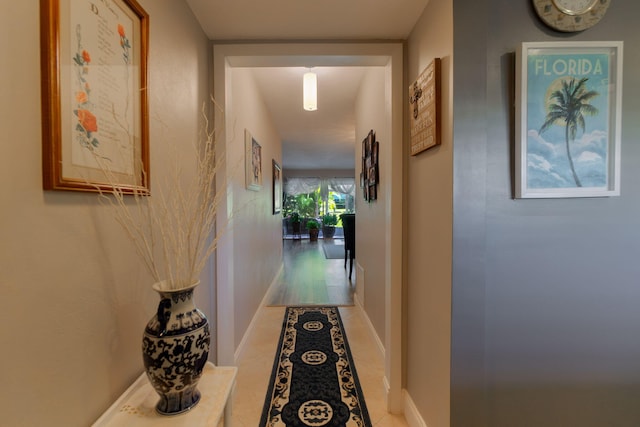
[267,239,354,306]
[228,239,409,426]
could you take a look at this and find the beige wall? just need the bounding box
[405,0,454,425]
[354,67,388,340]
[0,1,212,425]
[225,68,283,349]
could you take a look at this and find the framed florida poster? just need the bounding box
[515,41,623,198]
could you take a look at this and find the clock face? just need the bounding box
[552,0,598,15]
[533,0,611,32]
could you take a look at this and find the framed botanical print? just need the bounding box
[40,0,149,193]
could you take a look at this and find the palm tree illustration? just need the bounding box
[539,77,599,187]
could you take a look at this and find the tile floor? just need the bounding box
[227,304,409,426]
[267,239,354,306]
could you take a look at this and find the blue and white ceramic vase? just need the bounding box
[142,280,211,415]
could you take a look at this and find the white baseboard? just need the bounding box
[355,262,365,306]
[383,375,391,405]
[234,263,284,363]
[354,298,426,426]
[403,389,428,427]
[353,292,385,362]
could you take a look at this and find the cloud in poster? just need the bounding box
[526,129,608,189]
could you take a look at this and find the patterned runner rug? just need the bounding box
[260,306,372,427]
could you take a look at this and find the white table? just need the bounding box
[93,362,237,427]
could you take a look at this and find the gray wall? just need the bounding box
[452,1,640,426]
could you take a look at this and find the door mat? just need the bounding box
[259,306,372,426]
[322,243,345,259]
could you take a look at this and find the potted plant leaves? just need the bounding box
[306,219,320,242]
[321,213,338,239]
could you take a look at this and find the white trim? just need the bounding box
[355,262,365,307]
[234,263,284,363]
[383,376,391,405]
[214,55,235,367]
[383,43,405,413]
[403,389,428,427]
[354,292,385,361]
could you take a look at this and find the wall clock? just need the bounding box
[532,0,611,32]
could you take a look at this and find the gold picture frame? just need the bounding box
[40,0,149,193]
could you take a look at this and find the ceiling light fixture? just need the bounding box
[303,69,317,111]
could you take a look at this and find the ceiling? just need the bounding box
[186,0,429,171]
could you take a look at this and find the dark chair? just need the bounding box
[292,221,301,239]
[341,214,355,280]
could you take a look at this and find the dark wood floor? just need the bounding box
[267,238,355,306]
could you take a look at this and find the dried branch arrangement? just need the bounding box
[95,102,224,291]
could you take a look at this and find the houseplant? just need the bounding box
[95,103,222,415]
[307,219,320,242]
[321,213,338,239]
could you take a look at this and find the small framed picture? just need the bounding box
[245,129,262,191]
[360,129,378,202]
[409,58,441,155]
[272,159,282,214]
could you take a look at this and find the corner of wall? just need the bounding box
[403,389,428,427]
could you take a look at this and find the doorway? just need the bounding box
[213,42,404,412]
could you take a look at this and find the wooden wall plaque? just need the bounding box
[409,58,441,156]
